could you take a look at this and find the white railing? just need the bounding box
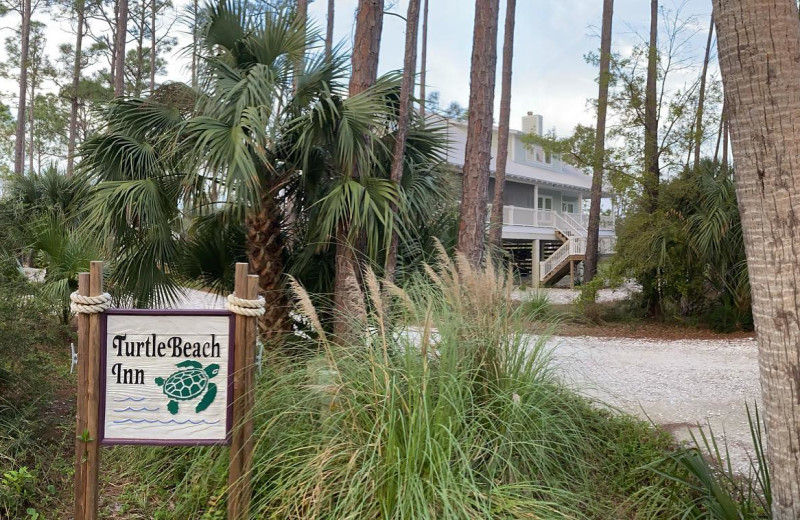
[557,213,587,237]
[539,237,587,281]
[599,236,617,254]
[575,213,616,230]
[536,209,552,227]
[537,237,621,281]
[488,205,615,231]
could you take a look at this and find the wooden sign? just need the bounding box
[75,262,258,520]
[99,310,235,445]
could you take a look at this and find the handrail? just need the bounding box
[487,205,615,231]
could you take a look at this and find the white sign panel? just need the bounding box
[100,311,234,445]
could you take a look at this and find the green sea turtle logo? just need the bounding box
[154,360,220,415]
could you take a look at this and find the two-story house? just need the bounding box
[446,112,616,287]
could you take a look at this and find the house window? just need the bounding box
[526,146,545,163]
[537,196,553,211]
[562,201,575,214]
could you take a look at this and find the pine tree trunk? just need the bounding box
[714,96,726,163]
[584,0,614,283]
[419,0,428,120]
[488,0,516,252]
[333,0,383,341]
[643,0,659,213]
[457,0,500,266]
[385,0,421,282]
[325,0,334,59]
[722,116,729,170]
[693,13,714,170]
[246,193,291,343]
[191,0,197,88]
[14,0,31,176]
[67,0,85,178]
[150,0,156,92]
[294,0,307,91]
[713,1,800,516]
[134,1,145,97]
[110,0,118,88]
[28,76,34,174]
[114,0,129,96]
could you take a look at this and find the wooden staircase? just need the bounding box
[539,213,590,287]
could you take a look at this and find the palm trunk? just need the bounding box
[325,0,334,59]
[385,0,421,281]
[488,0,516,252]
[114,0,129,96]
[246,193,291,343]
[644,0,659,213]
[334,0,384,340]
[584,0,614,283]
[67,0,85,177]
[457,0,500,266]
[14,0,31,176]
[419,0,429,120]
[713,1,800,516]
[150,0,156,92]
[693,13,714,170]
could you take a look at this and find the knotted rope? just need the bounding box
[226,294,266,317]
[70,291,112,314]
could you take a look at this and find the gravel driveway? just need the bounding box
[549,335,761,473]
[173,288,761,471]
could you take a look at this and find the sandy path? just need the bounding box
[549,335,761,472]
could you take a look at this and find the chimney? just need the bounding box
[521,112,543,135]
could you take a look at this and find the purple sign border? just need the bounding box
[98,309,236,446]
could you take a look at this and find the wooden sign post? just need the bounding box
[227,264,259,520]
[73,262,260,519]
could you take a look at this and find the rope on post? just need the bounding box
[70,292,112,314]
[226,294,266,317]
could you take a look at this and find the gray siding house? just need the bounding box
[445,113,616,286]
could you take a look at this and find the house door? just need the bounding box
[537,196,552,211]
[562,201,575,214]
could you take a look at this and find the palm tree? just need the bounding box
[714,1,800,514]
[79,1,450,342]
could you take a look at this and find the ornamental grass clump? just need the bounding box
[106,250,690,518]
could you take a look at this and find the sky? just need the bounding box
[2,0,716,137]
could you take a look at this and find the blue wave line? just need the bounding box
[113,397,146,403]
[112,418,220,425]
[113,407,160,413]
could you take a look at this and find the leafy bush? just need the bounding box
[0,272,74,517]
[612,160,751,330]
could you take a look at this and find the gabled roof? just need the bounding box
[444,119,598,194]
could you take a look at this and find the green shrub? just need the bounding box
[518,289,551,319]
[0,466,37,517]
